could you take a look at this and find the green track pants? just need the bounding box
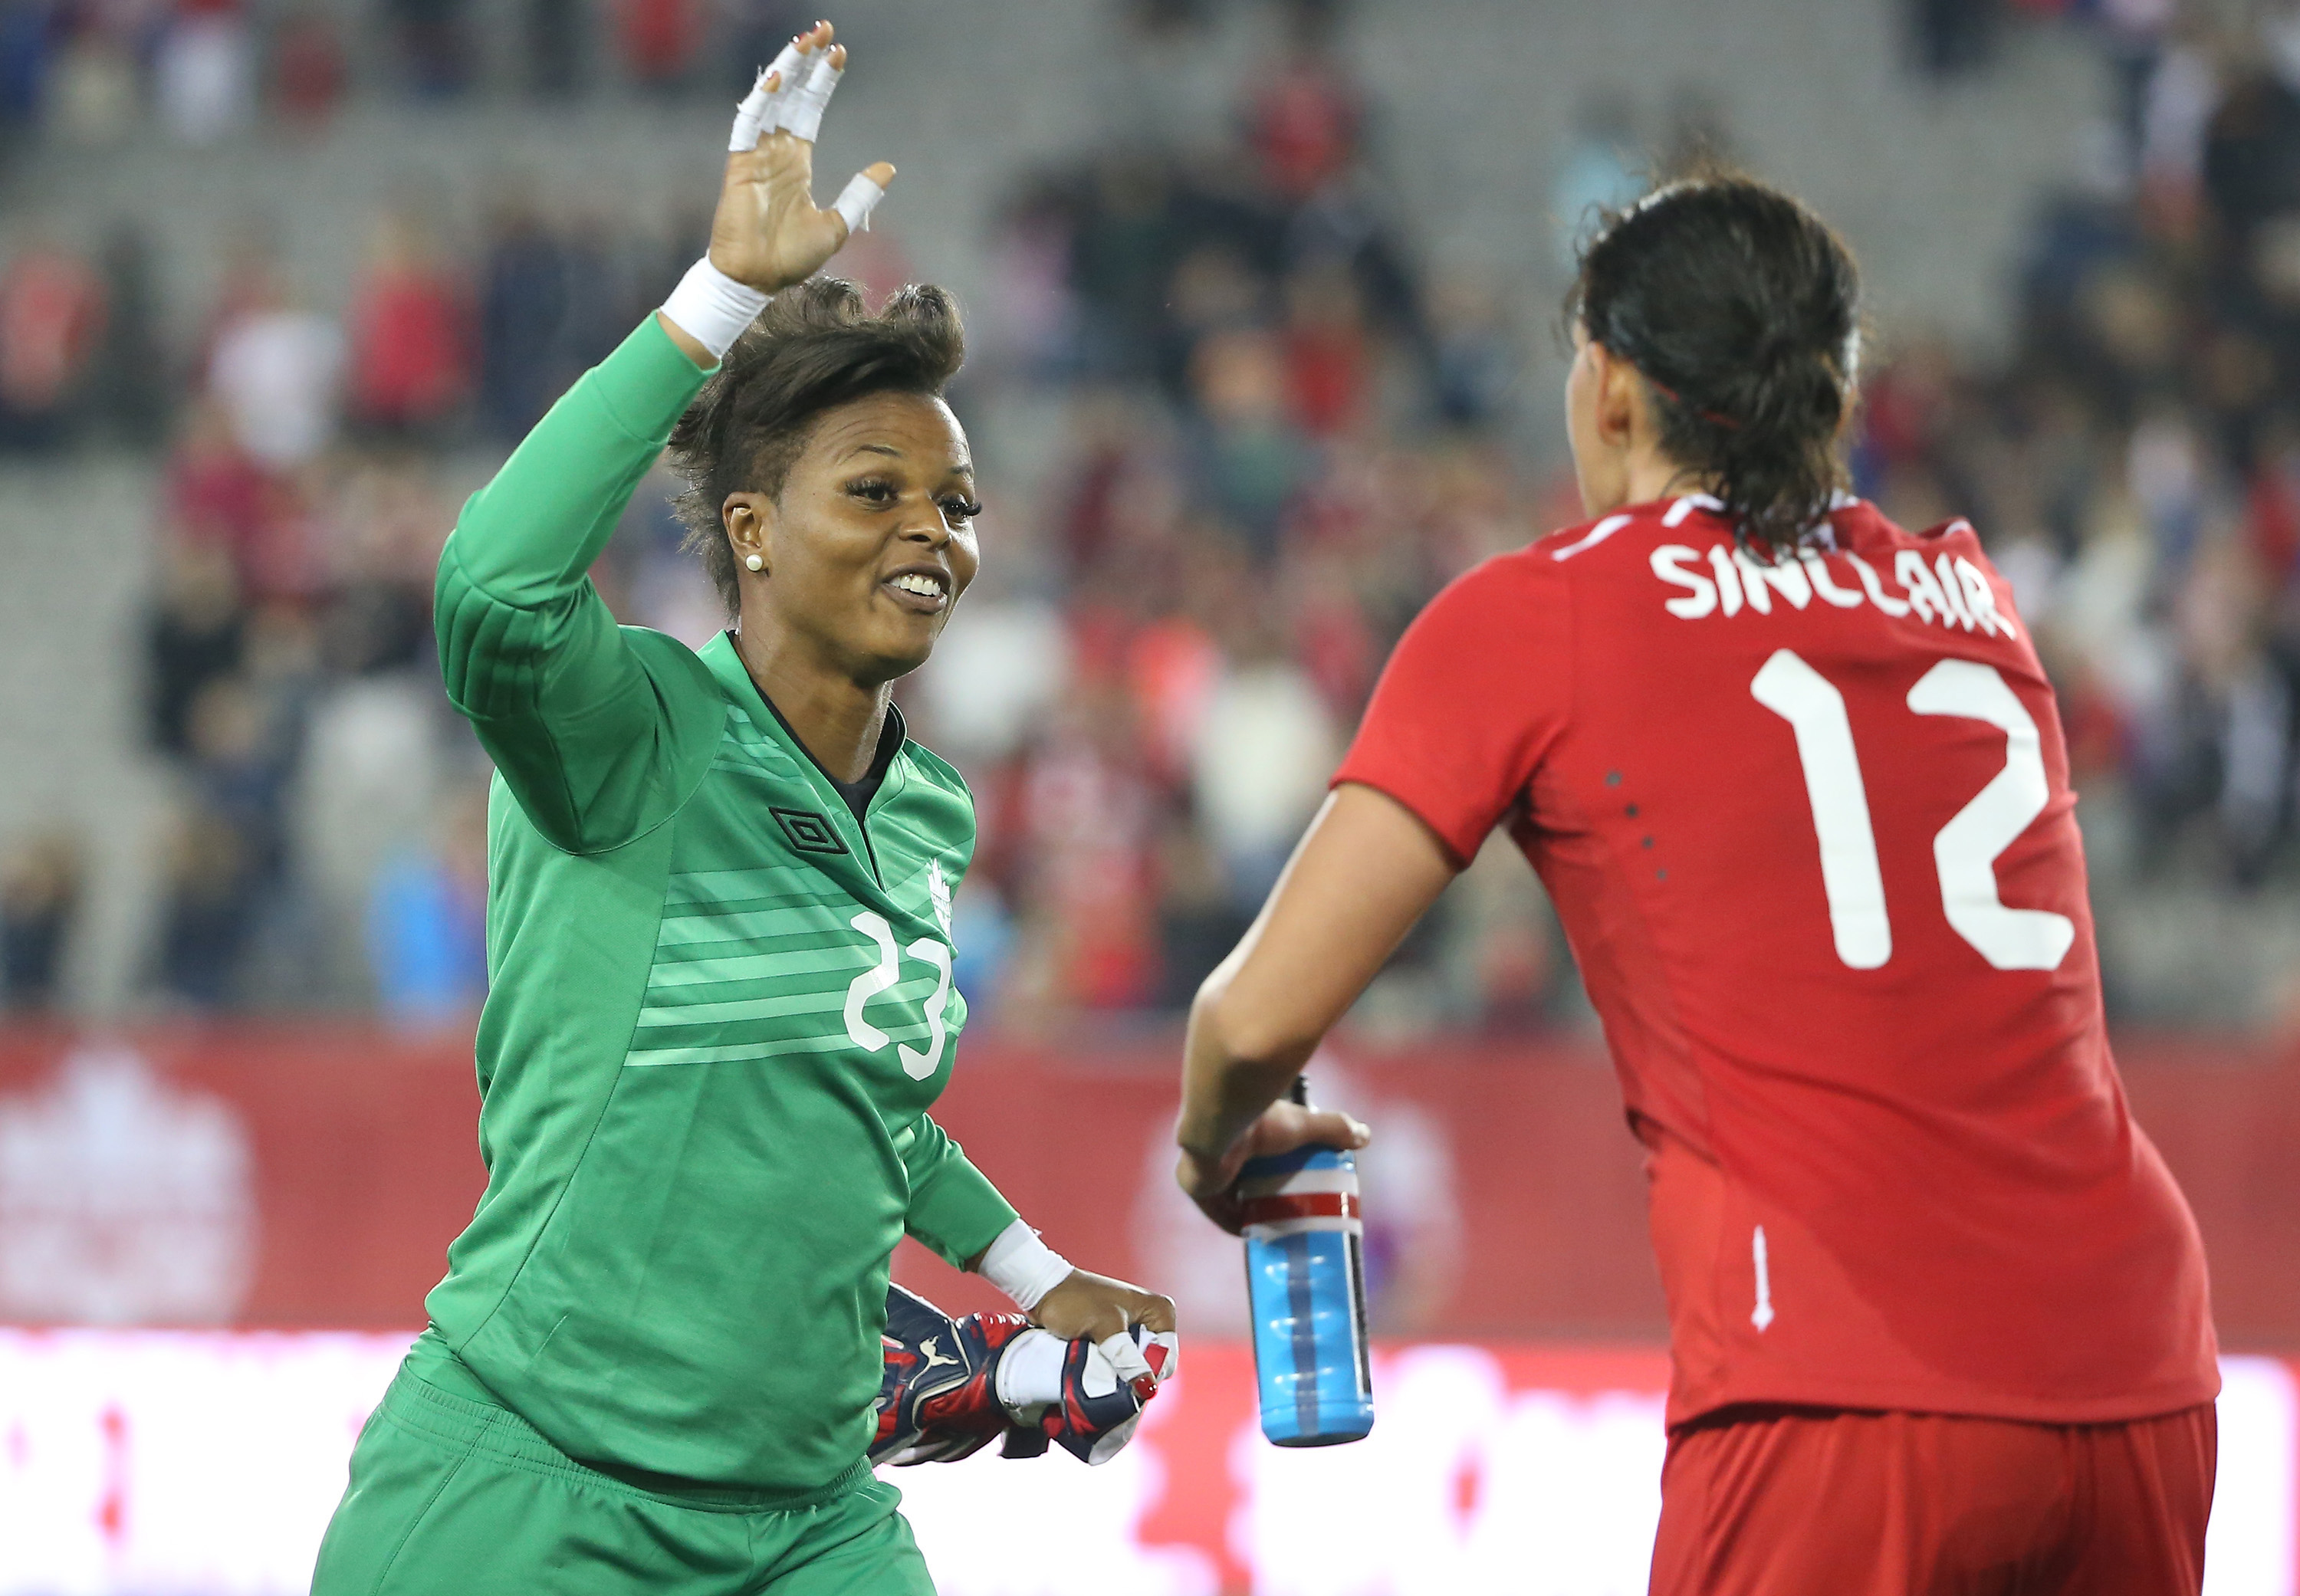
[312,1362,935,1595]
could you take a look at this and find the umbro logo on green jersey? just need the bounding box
[771,807,849,855]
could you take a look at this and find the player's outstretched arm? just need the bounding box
[656,18,895,369]
[438,18,889,852]
[1174,784,1452,1232]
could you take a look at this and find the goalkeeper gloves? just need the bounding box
[869,1283,1178,1469]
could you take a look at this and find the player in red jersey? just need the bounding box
[1173,174,2218,1594]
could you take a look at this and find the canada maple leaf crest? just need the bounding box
[927,859,954,938]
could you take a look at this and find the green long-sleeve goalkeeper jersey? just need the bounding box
[421,314,1019,1493]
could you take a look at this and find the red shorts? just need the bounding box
[1650,1404,2216,1596]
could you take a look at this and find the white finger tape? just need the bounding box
[730,38,809,149]
[775,51,842,143]
[730,77,771,151]
[728,67,775,151]
[1097,1331,1154,1388]
[1095,1326,1178,1391]
[832,172,886,235]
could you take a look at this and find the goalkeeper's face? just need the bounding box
[743,390,981,683]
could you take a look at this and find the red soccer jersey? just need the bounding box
[1335,494,2218,1428]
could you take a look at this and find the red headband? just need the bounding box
[1648,379,1741,432]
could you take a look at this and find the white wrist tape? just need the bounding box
[661,257,769,363]
[832,172,886,235]
[978,1220,1073,1311]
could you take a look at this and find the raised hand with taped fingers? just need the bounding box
[659,18,893,366]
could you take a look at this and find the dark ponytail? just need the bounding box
[1571,173,1860,556]
[668,277,967,613]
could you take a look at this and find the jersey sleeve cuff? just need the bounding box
[902,1131,1022,1271]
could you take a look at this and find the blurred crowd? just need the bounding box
[125,194,718,1022]
[0,0,823,146]
[1,0,2297,1030]
[1858,2,2300,908]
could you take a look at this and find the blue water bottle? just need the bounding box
[1240,1077,1375,1447]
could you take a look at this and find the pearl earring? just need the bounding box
[744,553,764,572]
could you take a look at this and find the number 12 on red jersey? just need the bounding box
[1752,649,2076,973]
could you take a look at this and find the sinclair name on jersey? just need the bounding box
[1579,494,2018,636]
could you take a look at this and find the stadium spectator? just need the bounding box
[87,225,169,445]
[1186,327,1310,556]
[385,0,472,97]
[1014,680,1164,1010]
[1280,263,1372,438]
[365,779,489,1026]
[1424,264,1517,431]
[0,0,51,131]
[979,179,1084,383]
[0,237,104,452]
[312,454,442,677]
[46,11,136,145]
[1242,0,1362,203]
[0,831,82,1012]
[912,593,1071,767]
[156,649,304,1008]
[1908,0,2000,78]
[544,212,636,392]
[194,222,287,378]
[616,0,698,92]
[1150,243,1258,406]
[1188,620,1340,911]
[524,0,586,94]
[344,209,470,442]
[146,538,247,760]
[1549,93,1644,274]
[270,5,347,123]
[475,199,570,442]
[154,0,255,146]
[204,277,342,470]
[163,399,285,596]
[1067,152,1183,380]
[156,790,261,1007]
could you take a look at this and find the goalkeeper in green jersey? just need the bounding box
[312,21,1174,1594]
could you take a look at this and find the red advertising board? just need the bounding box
[0,1026,2295,1348]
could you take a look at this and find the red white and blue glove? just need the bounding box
[870,1283,1179,1468]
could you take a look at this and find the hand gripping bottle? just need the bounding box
[1240,1078,1375,1446]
